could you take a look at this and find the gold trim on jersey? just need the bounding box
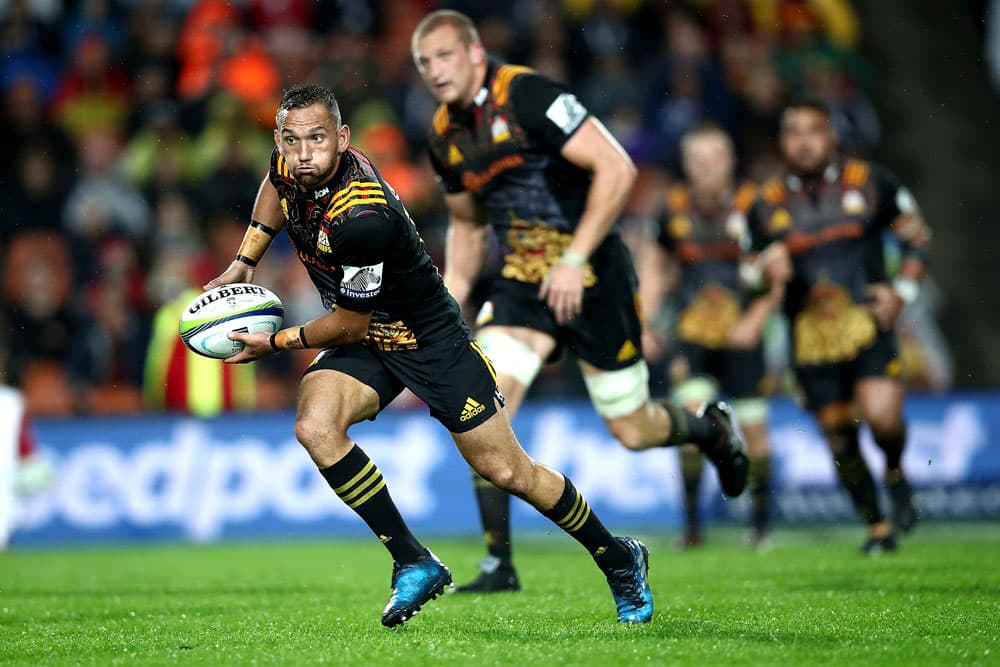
[324,181,387,221]
[793,281,877,365]
[364,320,418,352]
[500,219,597,287]
[761,180,786,205]
[432,105,450,136]
[277,155,291,179]
[842,159,871,188]
[732,182,757,212]
[666,185,689,213]
[677,284,743,349]
[492,65,533,106]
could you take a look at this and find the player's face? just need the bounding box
[682,133,734,193]
[414,25,486,106]
[780,108,836,175]
[274,103,350,189]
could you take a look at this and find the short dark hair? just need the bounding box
[781,96,831,126]
[276,84,341,129]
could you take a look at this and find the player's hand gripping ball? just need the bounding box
[178,283,284,359]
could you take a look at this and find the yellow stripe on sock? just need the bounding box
[557,493,584,527]
[347,478,387,509]
[562,497,589,532]
[339,471,383,505]
[333,460,375,495]
[565,502,591,532]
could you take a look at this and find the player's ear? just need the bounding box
[469,41,486,66]
[273,128,281,148]
[337,124,351,152]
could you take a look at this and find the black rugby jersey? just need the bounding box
[268,146,462,351]
[656,182,757,349]
[427,61,618,287]
[747,159,927,365]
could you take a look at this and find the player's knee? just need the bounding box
[478,463,523,496]
[294,413,350,460]
[584,361,650,421]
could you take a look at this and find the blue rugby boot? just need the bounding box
[605,537,653,624]
[381,551,453,628]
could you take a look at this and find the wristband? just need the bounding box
[269,333,279,351]
[893,277,920,305]
[559,249,587,269]
[236,254,259,268]
[298,326,310,349]
[250,220,278,236]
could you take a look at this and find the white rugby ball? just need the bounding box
[178,283,284,359]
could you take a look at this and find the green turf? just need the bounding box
[1,523,998,666]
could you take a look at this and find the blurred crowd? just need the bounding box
[0,0,950,416]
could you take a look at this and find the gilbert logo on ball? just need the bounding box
[178,284,284,359]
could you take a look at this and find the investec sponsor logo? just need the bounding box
[19,420,445,541]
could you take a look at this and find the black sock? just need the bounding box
[472,470,512,563]
[827,426,884,524]
[872,424,907,472]
[680,447,703,533]
[320,444,426,564]
[658,399,725,457]
[749,456,772,532]
[542,476,630,571]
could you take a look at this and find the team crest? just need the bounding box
[448,144,463,165]
[842,189,867,215]
[769,208,791,233]
[669,215,692,238]
[317,227,331,253]
[491,115,511,143]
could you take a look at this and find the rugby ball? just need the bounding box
[178,283,284,359]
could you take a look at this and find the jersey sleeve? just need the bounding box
[872,165,931,261]
[427,145,464,194]
[744,200,771,253]
[654,209,675,252]
[327,209,396,312]
[508,73,590,150]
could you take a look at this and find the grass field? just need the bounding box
[2,523,998,666]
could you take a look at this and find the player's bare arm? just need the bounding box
[636,241,676,362]
[443,191,488,309]
[225,306,373,364]
[540,118,637,324]
[729,242,791,349]
[205,177,287,290]
[867,196,932,329]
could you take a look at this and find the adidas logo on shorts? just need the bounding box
[460,397,485,422]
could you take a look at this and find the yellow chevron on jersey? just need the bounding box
[842,159,871,188]
[666,184,690,214]
[448,144,464,165]
[432,105,450,136]
[276,155,291,179]
[492,65,533,106]
[324,182,387,221]
[732,182,758,212]
[761,179,787,205]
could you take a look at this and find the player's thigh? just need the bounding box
[382,333,503,434]
[295,346,399,459]
[853,331,905,432]
[449,406,535,492]
[795,362,853,426]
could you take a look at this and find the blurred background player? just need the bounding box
[412,10,749,592]
[0,380,53,550]
[639,123,779,549]
[749,98,929,554]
